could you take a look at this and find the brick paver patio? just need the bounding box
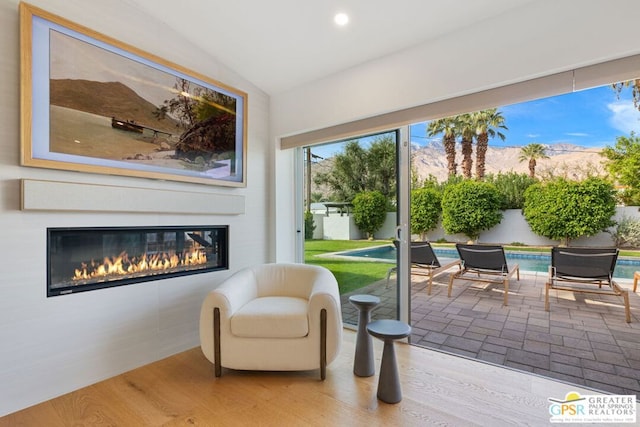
[341,270,640,396]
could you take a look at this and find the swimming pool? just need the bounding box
[336,245,640,280]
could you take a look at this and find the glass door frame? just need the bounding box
[396,126,411,325]
[294,126,412,325]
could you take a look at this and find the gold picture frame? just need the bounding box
[20,2,247,187]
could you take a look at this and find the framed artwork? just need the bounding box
[20,2,247,187]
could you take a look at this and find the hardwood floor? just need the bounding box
[0,330,608,426]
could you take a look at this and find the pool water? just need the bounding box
[338,245,640,280]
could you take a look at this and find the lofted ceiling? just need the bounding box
[122,0,537,95]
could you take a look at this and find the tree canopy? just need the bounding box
[522,177,616,246]
[601,133,640,205]
[314,136,396,203]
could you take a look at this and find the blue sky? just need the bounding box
[312,86,640,158]
[310,83,640,159]
[412,83,640,151]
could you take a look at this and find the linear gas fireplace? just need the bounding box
[47,225,228,296]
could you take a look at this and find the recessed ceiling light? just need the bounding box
[334,12,349,26]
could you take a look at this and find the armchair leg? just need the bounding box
[214,307,221,377]
[320,308,327,380]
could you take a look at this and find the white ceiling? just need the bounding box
[123,0,537,95]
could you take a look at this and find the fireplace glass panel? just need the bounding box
[47,226,228,296]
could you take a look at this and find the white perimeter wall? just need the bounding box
[425,207,640,246]
[272,0,640,262]
[316,207,640,246]
[0,0,272,416]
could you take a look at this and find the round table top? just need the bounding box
[349,294,381,308]
[367,319,412,340]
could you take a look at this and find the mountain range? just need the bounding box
[411,141,605,182]
[310,141,607,198]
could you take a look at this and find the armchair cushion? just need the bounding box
[230,296,309,338]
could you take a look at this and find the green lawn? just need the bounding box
[305,239,640,295]
[304,239,394,294]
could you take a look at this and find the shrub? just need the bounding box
[304,211,316,240]
[610,215,640,248]
[441,180,503,241]
[352,191,387,239]
[485,172,537,209]
[410,187,442,240]
[523,177,616,246]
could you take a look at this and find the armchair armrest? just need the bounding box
[308,269,341,313]
[203,268,259,318]
[199,268,260,365]
[308,269,343,360]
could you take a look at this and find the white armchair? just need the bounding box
[199,263,342,379]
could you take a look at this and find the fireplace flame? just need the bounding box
[73,249,207,281]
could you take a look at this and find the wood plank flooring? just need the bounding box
[0,330,613,426]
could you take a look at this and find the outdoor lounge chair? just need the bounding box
[386,241,461,294]
[545,247,631,323]
[448,243,520,305]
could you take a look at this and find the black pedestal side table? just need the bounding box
[366,319,412,404]
[348,294,380,377]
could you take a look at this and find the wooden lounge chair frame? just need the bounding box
[633,271,639,293]
[448,244,519,306]
[386,241,461,294]
[544,247,631,323]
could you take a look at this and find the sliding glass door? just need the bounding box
[299,128,411,327]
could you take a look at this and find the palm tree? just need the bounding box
[427,117,458,177]
[473,109,507,180]
[519,143,549,178]
[458,114,475,178]
[612,79,640,111]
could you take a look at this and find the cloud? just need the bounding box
[526,133,540,138]
[608,101,640,135]
[565,132,589,137]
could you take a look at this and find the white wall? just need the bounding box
[424,207,640,246]
[317,207,640,245]
[0,0,271,416]
[322,215,361,240]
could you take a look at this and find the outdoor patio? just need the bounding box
[341,270,640,396]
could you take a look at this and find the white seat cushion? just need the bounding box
[230,296,309,338]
